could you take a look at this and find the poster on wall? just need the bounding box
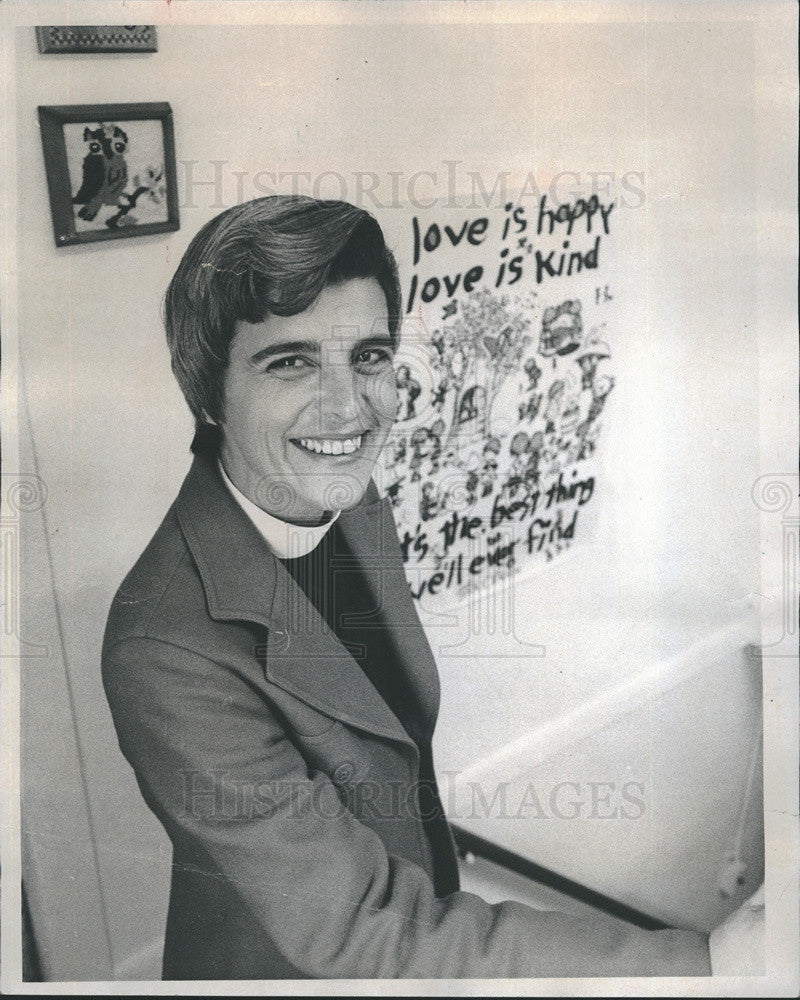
[378,193,617,605]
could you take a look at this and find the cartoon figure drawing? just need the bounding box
[518,395,541,423]
[540,437,563,477]
[385,435,407,472]
[544,379,566,433]
[482,323,515,363]
[575,338,610,390]
[386,477,405,507]
[457,385,486,427]
[575,374,615,454]
[508,431,531,477]
[427,419,446,474]
[525,431,544,487]
[539,300,583,359]
[395,364,422,422]
[518,356,543,422]
[73,123,129,222]
[430,377,448,412]
[560,393,582,434]
[584,374,615,425]
[463,470,480,507]
[408,427,430,482]
[419,482,441,522]
[523,357,543,391]
[479,436,502,497]
[430,329,446,364]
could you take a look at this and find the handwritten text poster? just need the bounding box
[379,195,617,604]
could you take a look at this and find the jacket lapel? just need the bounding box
[175,452,436,749]
[334,495,441,738]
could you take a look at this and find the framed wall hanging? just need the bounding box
[35,25,158,54]
[37,102,179,247]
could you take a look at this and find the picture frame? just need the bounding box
[37,102,179,247]
[35,25,158,54]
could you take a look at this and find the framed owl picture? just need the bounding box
[38,102,179,247]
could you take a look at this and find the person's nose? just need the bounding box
[318,363,366,429]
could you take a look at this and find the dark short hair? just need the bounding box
[164,195,402,429]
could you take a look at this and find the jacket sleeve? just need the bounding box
[102,635,712,979]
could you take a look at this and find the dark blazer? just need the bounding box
[102,450,711,979]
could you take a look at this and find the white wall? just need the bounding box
[10,5,795,980]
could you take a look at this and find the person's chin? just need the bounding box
[285,460,366,511]
[314,467,372,512]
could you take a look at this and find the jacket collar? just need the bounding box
[174,450,439,749]
[218,457,342,559]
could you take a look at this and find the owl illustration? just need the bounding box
[73,123,129,222]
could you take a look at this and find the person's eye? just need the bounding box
[355,348,393,371]
[265,356,313,377]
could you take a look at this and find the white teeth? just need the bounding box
[297,435,363,456]
[339,436,361,455]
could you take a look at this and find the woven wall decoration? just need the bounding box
[36,26,158,54]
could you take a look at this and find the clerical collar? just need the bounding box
[218,460,340,559]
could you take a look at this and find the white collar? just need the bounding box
[218,459,340,559]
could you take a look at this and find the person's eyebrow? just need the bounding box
[249,340,320,365]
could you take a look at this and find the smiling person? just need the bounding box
[218,275,397,525]
[102,195,718,980]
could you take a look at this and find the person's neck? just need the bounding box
[215,458,341,559]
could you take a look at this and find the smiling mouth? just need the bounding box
[292,433,367,457]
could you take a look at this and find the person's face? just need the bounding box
[219,278,397,523]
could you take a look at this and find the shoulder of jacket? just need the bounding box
[103,504,200,648]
